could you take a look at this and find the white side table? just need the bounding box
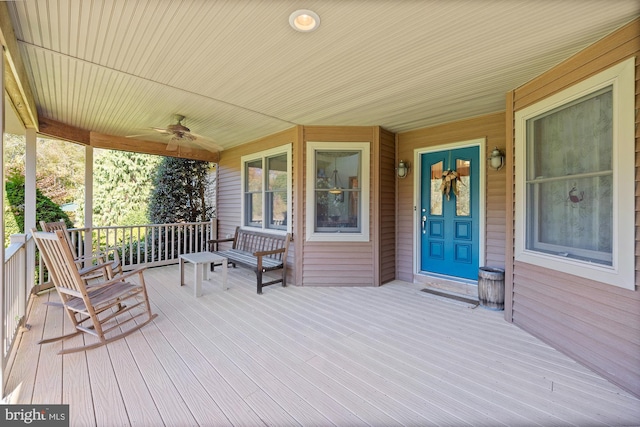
[179,252,228,297]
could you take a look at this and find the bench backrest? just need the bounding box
[233,227,291,262]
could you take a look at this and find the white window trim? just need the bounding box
[306,141,370,242]
[514,57,635,290]
[241,144,292,234]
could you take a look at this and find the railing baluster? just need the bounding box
[170,225,175,259]
[166,225,170,260]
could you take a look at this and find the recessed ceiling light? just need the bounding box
[289,9,320,32]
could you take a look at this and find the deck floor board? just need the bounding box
[5,264,640,426]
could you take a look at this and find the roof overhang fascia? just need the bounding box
[0,2,38,130]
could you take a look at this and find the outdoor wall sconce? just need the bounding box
[396,160,410,178]
[488,147,505,171]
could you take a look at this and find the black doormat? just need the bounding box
[420,288,479,307]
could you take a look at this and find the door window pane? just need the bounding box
[430,161,443,216]
[456,159,470,216]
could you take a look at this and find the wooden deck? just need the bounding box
[4,264,640,426]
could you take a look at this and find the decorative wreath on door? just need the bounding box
[441,170,462,200]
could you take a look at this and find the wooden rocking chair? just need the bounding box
[32,229,157,355]
[39,220,122,280]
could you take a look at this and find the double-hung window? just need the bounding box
[514,57,635,289]
[306,142,370,242]
[242,144,292,232]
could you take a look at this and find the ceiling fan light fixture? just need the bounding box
[289,9,320,32]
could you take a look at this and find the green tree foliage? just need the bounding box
[4,134,82,243]
[92,149,162,226]
[5,173,73,235]
[4,133,85,228]
[149,157,215,224]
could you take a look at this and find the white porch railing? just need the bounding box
[2,234,30,385]
[36,220,217,287]
[4,220,216,397]
[68,220,217,271]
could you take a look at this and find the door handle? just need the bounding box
[421,215,427,232]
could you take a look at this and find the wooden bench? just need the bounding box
[208,227,291,294]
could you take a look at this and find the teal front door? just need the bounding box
[420,146,480,280]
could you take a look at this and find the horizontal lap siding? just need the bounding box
[486,172,507,267]
[217,127,299,283]
[396,112,508,282]
[380,129,396,284]
[302,243,375,286]
[509,18,640,397]
[301,127,379,287]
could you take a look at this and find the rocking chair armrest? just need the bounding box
[77,261,114,277]
[75,246,120,263]
[87,266,148,289]
[74,253,103,264]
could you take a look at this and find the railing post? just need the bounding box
[84,146,94,268]
[9,235,27,318]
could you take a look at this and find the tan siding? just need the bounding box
[302,243,375,286]
[217,127,299,283]
[509,18,640,397]
[380,128,397,284]
[300,126,382,287]
[396,112,508,283]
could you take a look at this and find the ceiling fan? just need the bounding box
[128,114,222,152]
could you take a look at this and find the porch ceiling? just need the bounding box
[5,1,639,152]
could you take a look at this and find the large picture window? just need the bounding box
[242,145,291,232]
[306,142,370,242]
[526,87,613,265]
[515,57,635,289]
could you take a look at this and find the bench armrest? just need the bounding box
[253,247,286,257]
[208,238,235,251]
[253,247,286,272]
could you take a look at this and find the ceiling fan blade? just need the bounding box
[151,127,172,134]
[189,132,224,152]
[125,133,157,139]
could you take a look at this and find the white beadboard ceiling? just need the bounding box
[5,0,639,151]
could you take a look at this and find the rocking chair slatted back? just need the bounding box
[39,221,78,257]
[35,230,87,296]
[40,220,122,279]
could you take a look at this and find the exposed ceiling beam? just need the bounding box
[0,2,38,130]
[39,117,90,145]
[39,117,218,162]
[90,132,219,163]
